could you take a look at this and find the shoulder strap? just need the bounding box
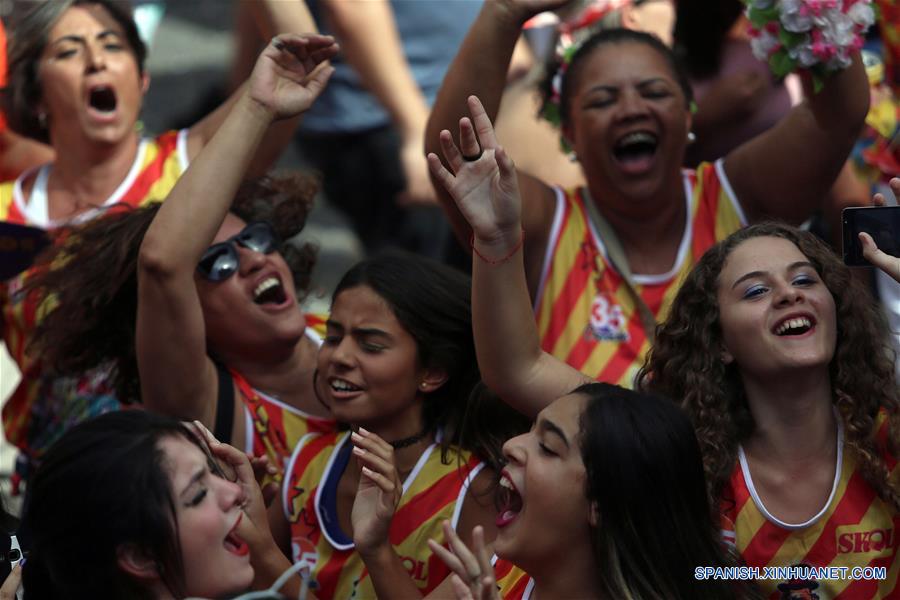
[579,188,657,343]
[213,361,235,443]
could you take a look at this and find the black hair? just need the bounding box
[573,383,745,600]
[21,410,199,599]
[332,253,529,473]
[540,28,694,131]
[673,0,746,78]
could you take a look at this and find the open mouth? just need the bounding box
[497,472,523,528]
[88,85,117,113]
[773,316,815,337]
[329,377,363,394]
[224,514,250,557]
[253,276,287,305]
[612,131,658,172]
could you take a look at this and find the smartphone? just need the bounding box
[0,532,23,598]
[842,206,900,267]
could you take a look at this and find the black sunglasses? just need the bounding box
[197,221,279,282]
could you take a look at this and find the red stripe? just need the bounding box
[494,558,514,580]
[563,254,626,373]
[389,459,476,544]
[316,548,353,600]
[594,281,666,384]
[507,573,531,600]
[690,166,720,257]
[833,551,896,598]
[119,131,179,206]
[541,207,597,356]
[534,199,572,319]
[798,469,878,568]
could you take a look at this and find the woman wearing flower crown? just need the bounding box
[426,0,871,389]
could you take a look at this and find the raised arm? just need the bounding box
[319,0,435,205]
[137,35,336,427]
[860,178,900,282]
[723,54,870,224]
[186,2,322,179]
[425,1,561,298]
[428,96,589,418]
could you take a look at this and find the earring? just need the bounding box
[38,112,47,128]
[419,382,428,390]
[567,151,578,163]
[687,131,697,143]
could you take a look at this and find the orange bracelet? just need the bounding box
[470,229,525,265]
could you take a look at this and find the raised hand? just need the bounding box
[189,421,272,546]
[860,177,900,282]
[248,33,339,119]
[428,522,500,600]
[427,95,522,251]
[350,428,403,555]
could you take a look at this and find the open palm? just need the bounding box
[248,33,339,119]
[427,96,522,245]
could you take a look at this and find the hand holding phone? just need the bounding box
[842,178,900,280]
[0,534,23,600]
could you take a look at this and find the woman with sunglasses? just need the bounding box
[133,34,340,484]
[17,33,339,491]
[0,0,324,492]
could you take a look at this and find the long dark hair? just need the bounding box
[21,410,203,599]
[640,223,900,509]
[575,383,745,600]
[24,172,317,403]
[673,0,745,78]
[331,253,529,473]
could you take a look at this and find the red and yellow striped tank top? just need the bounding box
[493,557,534,599]
[283,431,485,599]
[534,160,745,387]
[231,317,336,484]
[1,130,188,446]
[721,414,900,598]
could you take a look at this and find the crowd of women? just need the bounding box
[1,0,899,598]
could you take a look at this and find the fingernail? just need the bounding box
[358,427,370,436]
[353,446,366,456]
[351,431,363,442]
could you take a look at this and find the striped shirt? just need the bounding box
[534,159,745,387]
[1,130,188,447]
[283,430,485,599]
[493,557,534,599]
[722,414,900,598]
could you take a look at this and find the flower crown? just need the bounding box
[539,0,632,151]
[746,0,878,93]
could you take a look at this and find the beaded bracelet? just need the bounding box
[470,229,525,266]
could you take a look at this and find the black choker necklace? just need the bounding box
[389,429,429,449]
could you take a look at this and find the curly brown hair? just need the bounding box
[24,172,318,403]
[638,222,900,511]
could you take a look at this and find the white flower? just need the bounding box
[816,11,856,46]
[780,6,814,32]
[848,2,875,28]
[788,43,819,67]
[750,29,781,59]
